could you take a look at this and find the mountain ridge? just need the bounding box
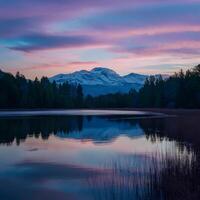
[49,67,166,96]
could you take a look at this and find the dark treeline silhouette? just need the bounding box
[85,89,139,108]
[0,70,83,108]
[85,64,200,108]
[139,64,200,108]
[0,64,200,108]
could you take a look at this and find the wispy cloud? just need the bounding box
[0,0,200,77]
[8,33,104,52]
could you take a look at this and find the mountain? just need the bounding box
[49,67,147,96]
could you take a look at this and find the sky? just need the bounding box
[0,0,200,79]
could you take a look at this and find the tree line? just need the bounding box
[0,71,83,108]
[0,64,200,109]
[138,65,200,108]
[85,64,200,108]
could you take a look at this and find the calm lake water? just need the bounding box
[0,110,200,200]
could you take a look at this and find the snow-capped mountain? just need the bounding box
[49,67,148,96]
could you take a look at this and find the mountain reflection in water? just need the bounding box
[0,112,200,200]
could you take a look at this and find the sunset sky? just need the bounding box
[0,0,200,79]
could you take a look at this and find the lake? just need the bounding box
[0,110,199,200]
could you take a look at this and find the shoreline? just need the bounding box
[0,107,200,113]
[0,109,161,117]
[0,108,199,117]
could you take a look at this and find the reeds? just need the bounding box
[87,148,200,200]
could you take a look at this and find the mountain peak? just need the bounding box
[50,67,148,96]
[91,67,118,74]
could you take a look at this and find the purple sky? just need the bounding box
[0,0,200,78]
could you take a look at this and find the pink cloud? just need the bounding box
[89,25,200,39]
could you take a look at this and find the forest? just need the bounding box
[0,71,83,108]
[0,64,200,109]
[85,64,200,108]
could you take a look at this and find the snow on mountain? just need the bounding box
[50,67,126,86]
[49,67,147,96]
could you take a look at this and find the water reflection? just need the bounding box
[0,113,200,200]
[0,115,145,145]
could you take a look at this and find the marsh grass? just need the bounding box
[87,148,200,200]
